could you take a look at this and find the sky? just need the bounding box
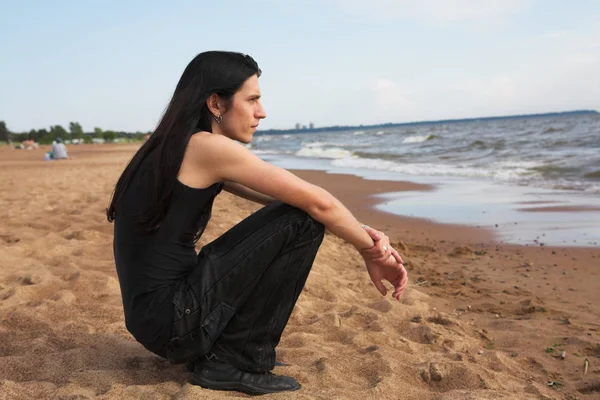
[1,0,599,132]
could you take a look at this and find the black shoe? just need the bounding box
[190,353,301,395]
[186,359,290,372]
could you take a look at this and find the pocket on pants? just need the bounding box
[172,284,201,338]
[201,302,236,343]
[165,301,235,364]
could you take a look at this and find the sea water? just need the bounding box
[252,112,600,246]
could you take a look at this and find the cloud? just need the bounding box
[452,75,518,104]
[446,47,600,117]
[332,0,532,22]
[372,79,412,109]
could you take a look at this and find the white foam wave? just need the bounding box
[252,149,282,155]
[301,141,337,148]
[296,147,353,159]
[354,131,365,135]
[492,160,542,169]
[584,185,600,193]
[376,131,385,135]
[330,157,544,182]
[256,136,273,142]
[545,179,600,193]
[403,134,434,144]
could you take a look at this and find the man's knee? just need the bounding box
[310,217,325,241]
[268,202,324,240]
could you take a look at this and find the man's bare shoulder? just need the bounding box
[188,132,253,167]
[189,132,244,151]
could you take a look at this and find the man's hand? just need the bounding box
[365,250,408,300]
[359,226,394,262]
[359,225,408,300]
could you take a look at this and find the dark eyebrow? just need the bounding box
[248,94,261,100]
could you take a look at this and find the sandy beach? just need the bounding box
[1,144,599,399]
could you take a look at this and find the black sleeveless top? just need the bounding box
[113,151,223,355]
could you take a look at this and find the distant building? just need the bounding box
[295,123,302,130]
[309,122,314,129]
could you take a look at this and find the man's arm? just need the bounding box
[222,181,275,206]
[195,134,375,251]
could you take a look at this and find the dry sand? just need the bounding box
[0,144,599,400]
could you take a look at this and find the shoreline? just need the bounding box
[288,169,498,246]
[265,152,600,248]
[289,168,600,249]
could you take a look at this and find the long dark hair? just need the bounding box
[106,51,261,232]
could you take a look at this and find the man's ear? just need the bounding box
[206,94,221,115]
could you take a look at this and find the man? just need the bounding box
[52,138,68,159]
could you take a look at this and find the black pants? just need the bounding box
[165,202,325,373]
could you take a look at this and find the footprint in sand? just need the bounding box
[356,353,392,388]
[325,327,356,345]
[315,357,327,373]
[124,355,171,371]
[0,233,20,244]
[63,230,86,241]
[368,299,393,313]
[303,285,338,303]
[403,322,443,345]
[427,312,454,326]
[365,320,383,332]
[337,306,383,333]
[318,313,343,327]
[282,332,307,348]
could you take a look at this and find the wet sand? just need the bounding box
[516,205,600,213]
[1,144,599,399]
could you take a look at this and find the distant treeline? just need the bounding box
[0,121,150,145]
[255,109,600,136]
[1,110,598,144]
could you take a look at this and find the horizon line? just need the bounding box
[256,109,599,135]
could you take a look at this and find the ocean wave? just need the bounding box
[584,170,600,180]
[544,127,562,133]
[354,131,365,135]
[330,157,542,182]
[531,165,582,178]
[353,151,403,162]
[492,160,543,169]
[295,147,354,159]
[328,156,600,192]
[252,149,282,155]
[402,134,440,144]
[546,180,600,193]
[301,141,337,148]
[468,139,506,151]
[584,185,600,193]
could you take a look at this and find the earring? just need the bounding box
[213,114,223,124]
